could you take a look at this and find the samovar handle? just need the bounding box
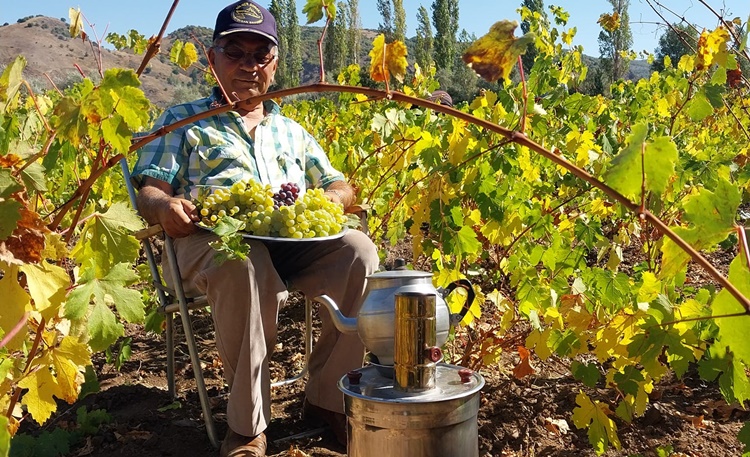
[443,278,476,327]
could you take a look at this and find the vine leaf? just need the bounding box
[461,20,535,82]
[70,202,143,277]
[0,262,30,351]
[302,0,336,24]
[512,346,534,378]
[597,13,621,32]
[602,123,678,200]
[68,8,85,40]
[660,177,741,278]
[51,336,92,403]
[0,199,22,241]
[0,55,26,114]
[571,391,622,454]
[713,250,750,366]
[368,35,408,84]
[65,262,144,352]
[18,365,63,424]
[170,40,198,70]
[19,261,70,321]
[696,27,730,71]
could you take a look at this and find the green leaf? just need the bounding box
[65,262,143,351]
[571,391,621,454]
[738,421,750,456]
[0,55,26,114]
[713,251,750,366]
[602,124,678,200]
[570,361,600,387]
[20,162,47,192]
[452,225,482,257]
[0,199,21,241]
[0,168,22,199]
[548,328,581,357]
[686,91,713,121]
[70,202,143,277]
[613,366,644,396]
[0,415,9,457]
[303,0,336,24]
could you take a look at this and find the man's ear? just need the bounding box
[208,47,216,67]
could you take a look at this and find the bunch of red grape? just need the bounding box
[272,182,300,209]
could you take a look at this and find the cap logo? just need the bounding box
[232,2,263,25]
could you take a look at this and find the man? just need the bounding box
[131,1,379,455]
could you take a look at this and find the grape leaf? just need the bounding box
[713,250,750,367]
[461,20,536,82]
[70,202,143,277]
[0,168,22,199]
[0,415,9,457]
[65,262,144,351]
[0,199,21,241]
[738,421,750,456]
[20,161,47,192]
[0,262,30,351]
[170,40,198,70]
[302,0,336,24]
[602,124,678,200]
[18,366,64,424]
[68,8,84,39]
[368,34,408,84]
[0,55,26,114]
[20,260,70,321]
[597,13,621,32]
[570,361,600,387]
[613,366,644,396]
[51,336,92,403]
[571,391,621,454]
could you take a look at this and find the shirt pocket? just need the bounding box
[196,144,243,175]
[276,152,305,187]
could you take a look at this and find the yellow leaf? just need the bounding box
[696,27,730,70]
[462,20,536,82]
[0,262,31,351]
[68,8,84,39]
[51,337,92,403]
[18,369,63,424]
[526,328,553,360]
[368,34,408,84]
[597,12,621,33]
[637,272,661,304]
[20,261,70,320]
[678,54,695,73]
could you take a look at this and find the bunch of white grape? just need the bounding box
[195,178,347,239]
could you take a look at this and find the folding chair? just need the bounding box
[120,159,317,449]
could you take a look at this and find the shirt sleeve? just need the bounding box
[302,128,345,189]
[130,108,187,191]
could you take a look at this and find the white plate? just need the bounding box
[197,223,347,242]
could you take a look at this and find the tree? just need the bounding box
[286,0,303,87]
[597,0,633,86]
[346,0,362,65]
[652,24,699,72]
[414,6,434,72]
[324,1,350,79]
[393,0,406,43]
[268,0,289,88]
[377,0,393,41]
[520,0,544,74]
[432,0,459,71]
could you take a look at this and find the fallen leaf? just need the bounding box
[512,345,534,379]
[461,20,535,82]
[544,417,570,436]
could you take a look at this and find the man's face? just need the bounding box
[208,34,278,102]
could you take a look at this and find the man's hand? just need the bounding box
[136,177,199,238]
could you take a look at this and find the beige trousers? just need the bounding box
[168,229,379,437]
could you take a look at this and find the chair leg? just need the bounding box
[165,312,176,398]
[164,237,220,449]
[271,297,313,388]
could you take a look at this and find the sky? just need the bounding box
[1,1,748,57]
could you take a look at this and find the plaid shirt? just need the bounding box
[131,89,344,199]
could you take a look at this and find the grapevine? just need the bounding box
[195,179,347,238]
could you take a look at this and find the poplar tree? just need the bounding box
[393,0,406,43]
[652,23,698,72]
[520,0,544,74]
[432,0,459,71]
[346,0,362,65]
[597,0,633,84]
[377,0,394,41]
[268,0,289,87]
[286,0,303,87]
[414,5,434,71]
[324,1,350,78]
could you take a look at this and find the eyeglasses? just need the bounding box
[214,45,277,66]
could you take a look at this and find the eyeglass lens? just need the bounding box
[220,46,274,65]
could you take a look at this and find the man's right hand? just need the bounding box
[136,177,199,238]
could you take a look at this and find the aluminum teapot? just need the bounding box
[313,260,476,365]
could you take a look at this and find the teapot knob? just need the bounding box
[392,258,407,270]
[347,370,363,385]
[458,368,474,384]
[424,346,443,363]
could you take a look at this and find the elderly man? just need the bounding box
[130,1,379,455]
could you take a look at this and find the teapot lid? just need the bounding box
[367,269,432,280]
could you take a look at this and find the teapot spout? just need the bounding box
[312,295,359,335]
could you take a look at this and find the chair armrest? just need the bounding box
[135,224,164,241]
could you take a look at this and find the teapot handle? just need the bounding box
[444,278,476,326]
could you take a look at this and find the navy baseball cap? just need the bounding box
[213,1,279,46]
